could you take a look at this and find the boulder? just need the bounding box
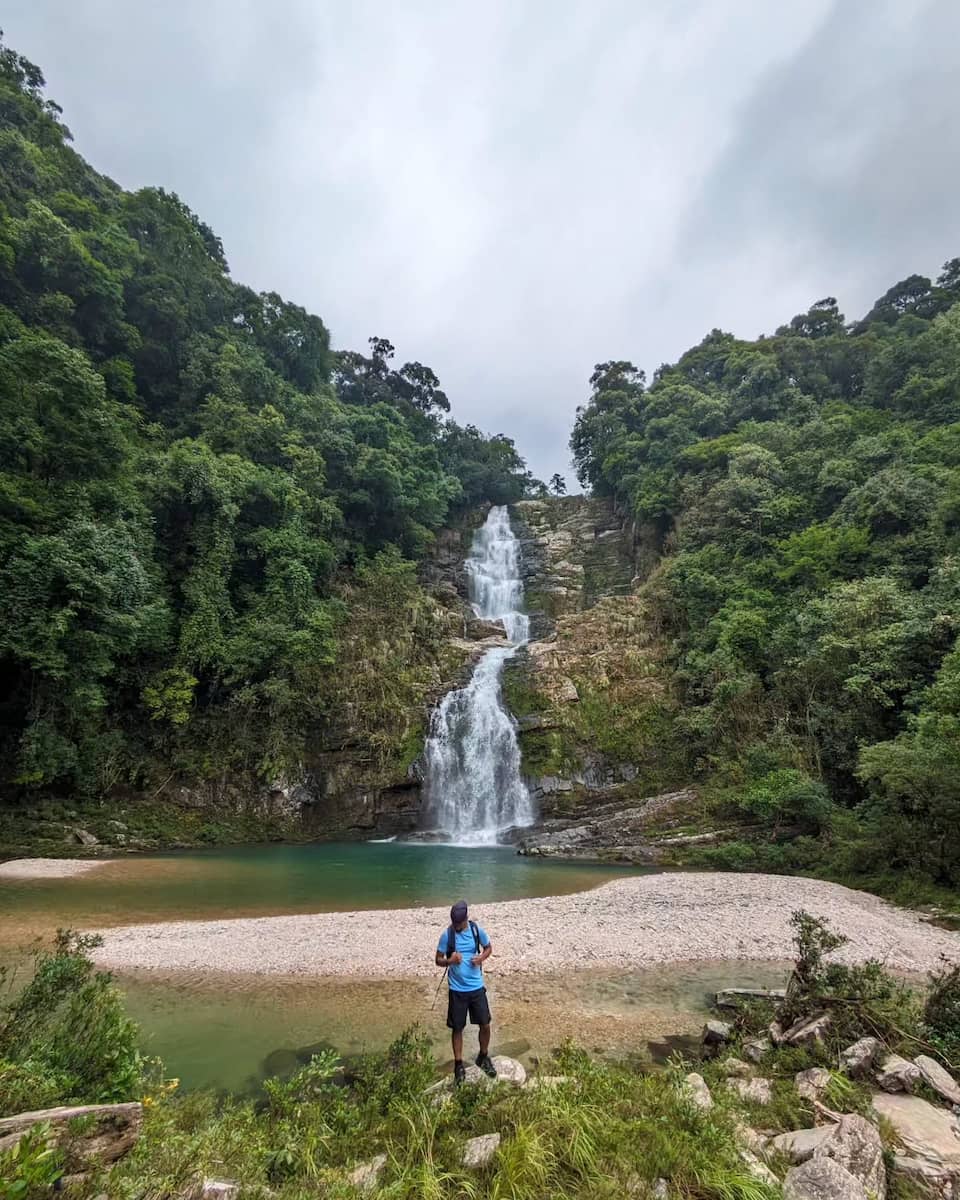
[199,1182,239,1200]
[734,1123,768,1154]
[892,1154,956,1196]
[796,1067,833,1101]
[424,1055,526,1101]
[782,1012,831,1047]
[702,1020,733,1047]
[876,1054,921,1094]
[771,1127,834,1165]
[348,1153,387,1193]
[871,1093,960,1167]
[813,1113,886,1200]
[840,1037,881,1078]
[0,1103,141,1167]
[740,1148,779,1186]
[462,1132,501,1169]
[730,1077,773,1105]
[784,1157,868,1200]
[682,1072,713,1110]
[743,1037,771,1064]
[915,1056,960,1107]
[720,1058,753,1078]
[70,827,99,847]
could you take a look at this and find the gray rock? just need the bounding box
[915,1056,960,1107]
[744,1037,772,1064]
[875,1054,921,1094]
[348,1153,387,1193]
[0,1102,141,1166]
[871,1093,960,1166]
[200,1182,239,1200]
[523,1075,570,1090]
[782,1012,831,1047]
[731,1077,774,1105]
[841,1037,881,1077]
[720,1058,754,1078]
[682,1072,713,1110]
[70,827,100,847]
[702,1019,733,1046]
[892,1154,955,1195]
[771,1127,835,1164]
[734,1123,768,1154]
[814,1113,886,1200]
[769,1019,785,1045]
[424,1055,526,1101]
[783,1157,869,1200]
[653,1179,669,1200]
[796,1067,833,1101]
[715,987,788,1009]
[462,1132,501,1169]
[741,1148,779,1186]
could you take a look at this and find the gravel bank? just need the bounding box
[91,872,960,978]
[0,857,107,879]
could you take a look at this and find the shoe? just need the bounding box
[454,1060,466,1086]
[475,1052,497,1078]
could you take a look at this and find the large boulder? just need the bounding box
[782,1012,832,1047]
[462,1133,501,1169]
[783,1157,869,1200]
[796,1067,833,1101]
[682,1072,713,1110]
[771,1127,834,1164]
[875,1054,921,1094]
[425,1055,526,1103]
[813,1114,886,1200]
[840,1038,881,1078]
[871,1093,960,1168]
[915,1056,960,1107]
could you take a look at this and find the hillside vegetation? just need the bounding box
[571,264,960,892]
[0,37,537,816]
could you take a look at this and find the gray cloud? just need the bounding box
[4,1,957,485]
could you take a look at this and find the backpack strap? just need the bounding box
[445,924,455,958]
[469,920,481,958]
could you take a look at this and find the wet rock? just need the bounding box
[915,1056,960,1107]
[872,1093,960,1167]
[796,1067,833,1101]
[784,1156,869,1200]
[876,1054,921,1094]
[702,1019,733,1046]
[465,616,507,641]
[771,1127,834,1164]
[682,1072,713,1110]
[814,1113,886,1200]
[348,1153,387,1193]
[782,1012,831,1047]
[730,1077,774,1105]
[744,1037,771,1064]
[841,1037,881,1077]
[720,1058,754,1078]
[462,1132,501,1169]
[262,1048,301,1078]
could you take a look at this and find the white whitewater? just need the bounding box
[423,505,536,844]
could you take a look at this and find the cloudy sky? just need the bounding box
[5,1,958,485]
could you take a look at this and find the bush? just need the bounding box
[923,959,960,1065]
[0,930,143,1106]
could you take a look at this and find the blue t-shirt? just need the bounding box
[437,923,490,992]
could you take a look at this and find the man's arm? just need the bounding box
[435,948,462,967]
[472,941,492,966]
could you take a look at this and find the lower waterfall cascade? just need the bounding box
[422,505,536,843]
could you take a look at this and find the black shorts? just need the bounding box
[446,987,491,1031]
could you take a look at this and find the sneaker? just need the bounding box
[475,1052,497,1078]
[454,1060,466,1086]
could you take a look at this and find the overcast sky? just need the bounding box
[5,1,959,486]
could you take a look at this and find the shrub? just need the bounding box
[923,959,960,1065]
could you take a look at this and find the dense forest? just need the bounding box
[571,263,960,888]
[0,37,539,804]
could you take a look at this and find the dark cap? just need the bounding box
[450,900,468,923]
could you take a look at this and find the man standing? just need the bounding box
[435,899,496,1084]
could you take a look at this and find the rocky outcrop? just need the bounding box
[0,1102,142,1171]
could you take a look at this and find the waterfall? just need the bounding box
[422,505,536,844]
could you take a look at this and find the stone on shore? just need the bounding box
[914,1055,960,1107]
[348,1153,387,1193]
[720,1058,753,1078]
[783,1157,869,1200]
[740,1148,779,1186]
[198,1181,239,1200]
[871,1093,960,1167]
[682,1072,713,1110]
[425,1055,526,1103]
[796,1067,833,1101]
[731,1077,774,1105]
[462,1132,501,1169]
[771,1127,834,1164]
[840,1037,881,1078]
[814,1114,886,1200]
[743,1037,771,1064]
[875,1054,921,1094]
[782,1012,832,1047]
[702,1019,733,1047]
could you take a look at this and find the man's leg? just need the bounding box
[451,1028,464,1062]
[478,1022,491,1056]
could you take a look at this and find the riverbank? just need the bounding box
[0,857,107,879]
[92,870,960,976]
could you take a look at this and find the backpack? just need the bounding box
[446,920,482,961]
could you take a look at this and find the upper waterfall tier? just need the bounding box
[466,505,530,644]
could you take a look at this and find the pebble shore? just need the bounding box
[91,872,960,977]
[0,857,106,879]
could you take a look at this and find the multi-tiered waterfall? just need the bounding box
[422,506,536,843]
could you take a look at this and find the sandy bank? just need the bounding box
[0,857,107,879]
[91,872,960,978]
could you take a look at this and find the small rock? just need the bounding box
[771,1127,834,1164]
[69,827,100,847]
[769,1019,785,1045]
[875,1054,921,1094]
[731,1077,774,1105]
[814,1114,886,1200]
[734,1122,768,1154]
[915,1056,960,1107]
[462,1132,501,1169]
[720,1058,753,1078]
[348,1153,387,1193]
[653,1179,669,1200]
[740,1148,779,1186]
[200,1182,239,1200]
[702,1019,733,1046]
[796,1067,833,1101]
[743,1037,771,1064]
[782,1012,831,1047]
[840,1037,881,1078]
[784,1157,868,1200]
[106,819,128,832]
[682,1072,713,1110]
[523,1075,569,1090]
